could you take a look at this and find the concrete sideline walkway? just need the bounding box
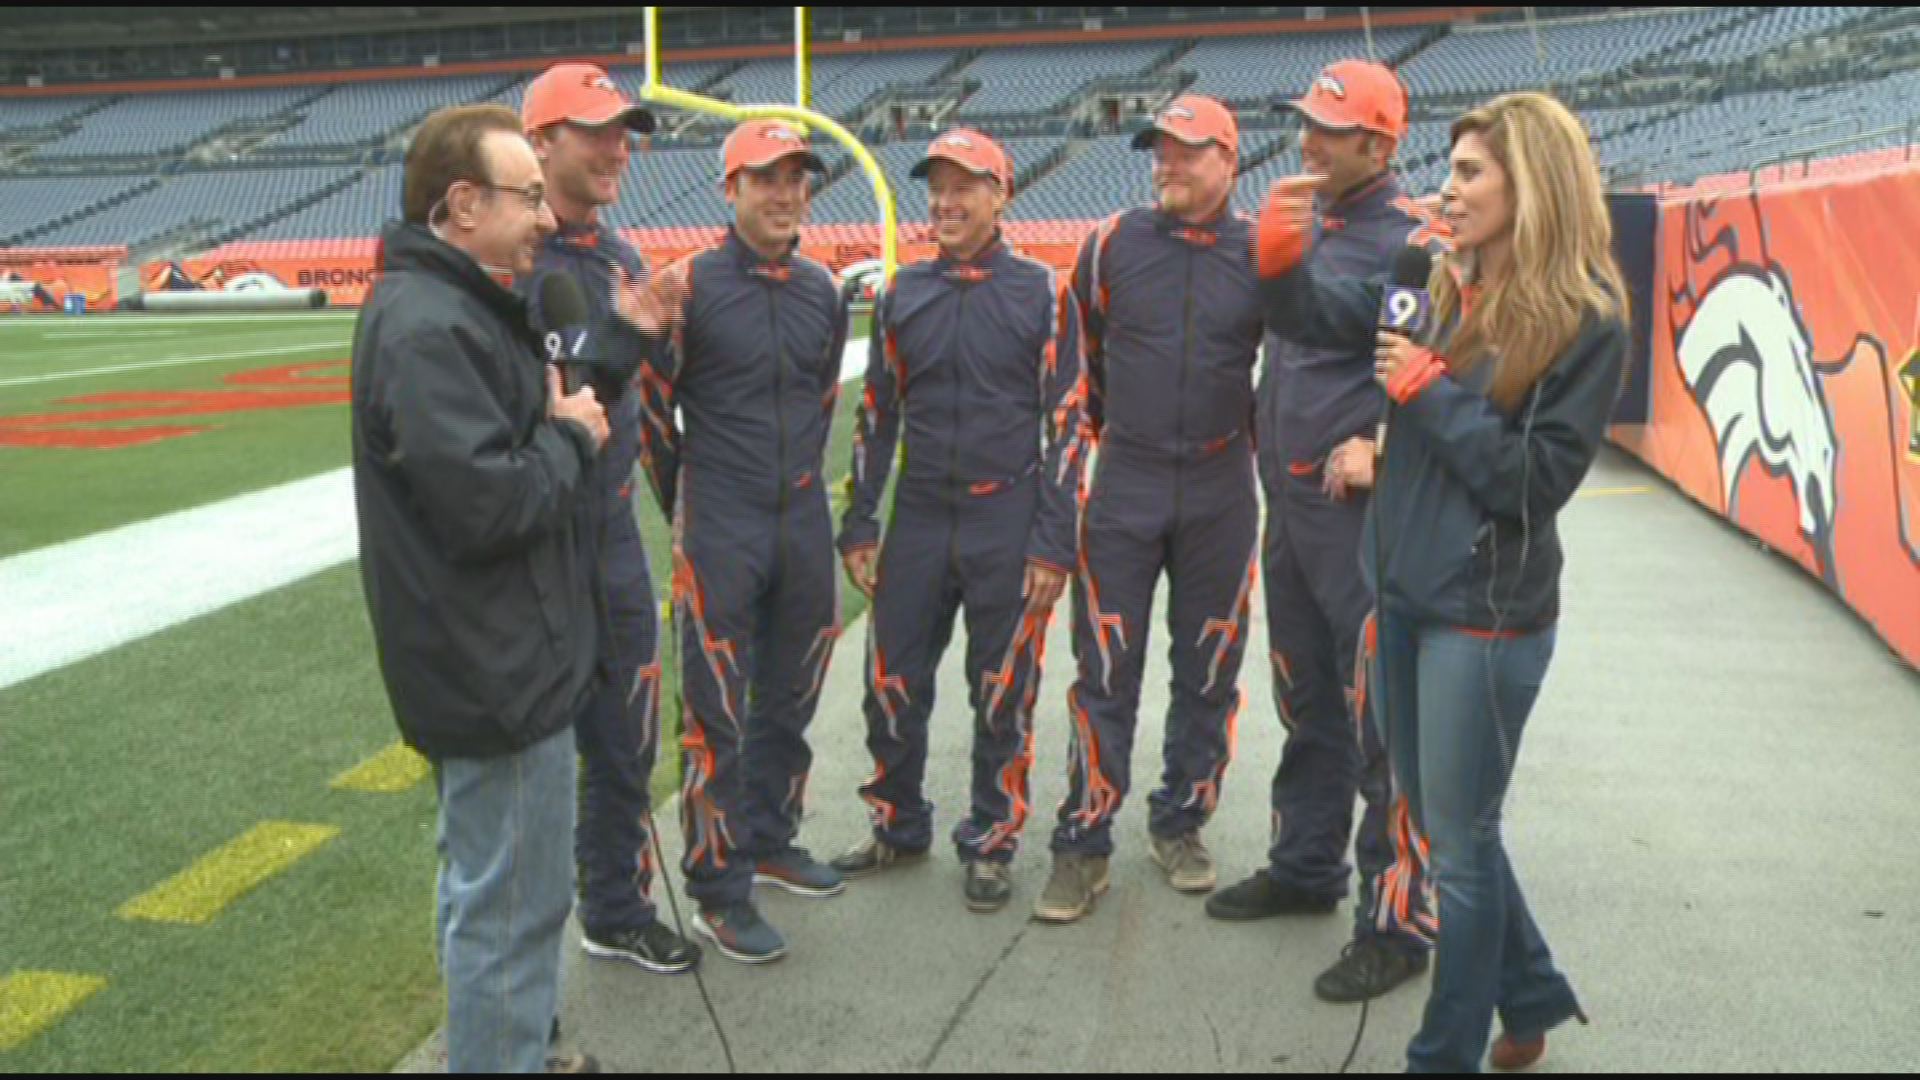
[397,446,1920,1073]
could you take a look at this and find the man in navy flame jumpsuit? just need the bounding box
[828,128,1089,913]
[634,120,850,964]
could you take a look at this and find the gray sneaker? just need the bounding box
[1149,830,1217,893]
[963,860,1013,913]
[830,835,930,880]
[1032,852,1110,923]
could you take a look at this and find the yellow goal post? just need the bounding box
[639,6,899,283]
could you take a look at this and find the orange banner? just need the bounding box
[1612,165,1920,668]
[140,254,379,306]
[0,249,121,312]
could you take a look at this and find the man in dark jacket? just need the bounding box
[351,103,606,1073]
[1208,61,1440,1006]
[635,120,850,964]
[521,61,700,976]
[1036,95,1266,923]
[827,128,1088,913]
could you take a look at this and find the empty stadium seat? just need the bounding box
[34,87,316,159]
[5,7,1918,255]
[1397,9,1747,96]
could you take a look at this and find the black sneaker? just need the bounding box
[1204,871,1341,920]
[1313,937,1429,1003]
[581,921,702,974]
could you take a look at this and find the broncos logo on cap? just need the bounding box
[589,75,617,93]
[1162,104,1195,123]
[941,133,976,150]
[1314,74,1347,99]
[764,125,802,143]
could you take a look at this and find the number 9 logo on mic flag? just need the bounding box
[1381,285,1431,340]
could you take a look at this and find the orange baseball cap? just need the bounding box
[909,128,1013,192]
[1131,94,1239,158]
[1290,60,1408,140]
[522,62,655,134]
[722,119,826,181]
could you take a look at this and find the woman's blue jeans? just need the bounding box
[1372,609,1583,1073]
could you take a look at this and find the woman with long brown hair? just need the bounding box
[1254,92,1629,1071]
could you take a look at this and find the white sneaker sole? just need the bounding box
[752,871,848,898]
[691,915,788,965]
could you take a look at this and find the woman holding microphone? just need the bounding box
[1254,92,1628,1072]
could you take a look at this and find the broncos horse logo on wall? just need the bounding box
[1667,187,1875,590]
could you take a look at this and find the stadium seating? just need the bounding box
[34,87,319,159]
[6,6,1920,259]
[0,97,109,136]
[704,51,957,118]
[1396,8,1747,96]
[1664,6,1878,67]
[1181,28,1429,107]
[954,41,1176,118]
[33,168,355,248]
[268,75,519,149]
[0,177,154,242]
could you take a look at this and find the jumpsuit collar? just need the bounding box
[933,230,1006,282]
[1152,202,1231,249]
[724,225,799,280]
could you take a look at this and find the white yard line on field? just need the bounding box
[0,343,349,388]
[0,469,359,691]
[1,338,876,690]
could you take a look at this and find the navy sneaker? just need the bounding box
[753,846,847,898]
[693,902,788,964]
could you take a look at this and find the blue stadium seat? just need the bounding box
[34,87,316,159]
[1397,9,1747,96]
[1182,29,1428,107]
[34,167,354,247]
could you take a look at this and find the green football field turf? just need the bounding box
[1,309,878,1071]
[0,314,358,556]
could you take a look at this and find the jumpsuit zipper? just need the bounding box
[946,286,967,576]
[769,278,789,616]
[1175,248,1195,521]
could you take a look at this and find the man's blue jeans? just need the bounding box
[1373,610,1583,1073]
[433,727,576,1073]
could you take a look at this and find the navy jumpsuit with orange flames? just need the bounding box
[636,228,848,910]
[839,236,1088,865]
[1053,206,1265,857]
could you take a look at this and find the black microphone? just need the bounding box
[538,271,593,396]
[1376,245,1434,454]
